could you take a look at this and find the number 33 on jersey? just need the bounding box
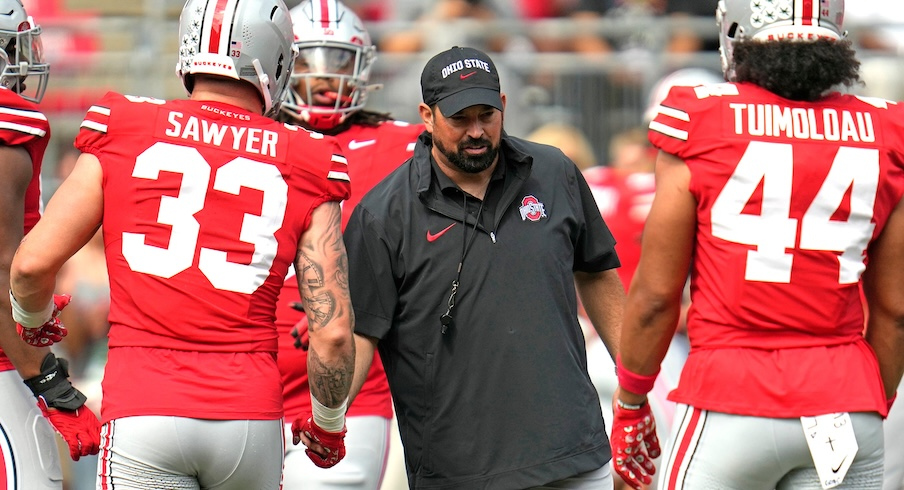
[75,91,350,348]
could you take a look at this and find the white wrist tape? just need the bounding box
[311,394,347,433]
[9,291,53,329]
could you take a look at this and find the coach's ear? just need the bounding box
[419,102,435,134]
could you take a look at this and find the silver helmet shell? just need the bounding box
[177,0,297,116]
[0,0,48,103]
[281,0,376,130]
[717,0,845,80]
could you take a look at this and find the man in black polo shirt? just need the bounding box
[343,46,628,489]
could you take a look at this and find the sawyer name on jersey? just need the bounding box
[729,103,875,143]
[164,111,279,157]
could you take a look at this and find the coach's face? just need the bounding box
[421,97,506,174]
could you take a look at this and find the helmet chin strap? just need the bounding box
[252,58,273,113]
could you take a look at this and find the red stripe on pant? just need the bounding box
[665,407,704,490]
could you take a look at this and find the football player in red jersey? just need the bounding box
[275,1,423,488]
[10,0,356,487]
[0,2,101,488]
[612,0,904,488]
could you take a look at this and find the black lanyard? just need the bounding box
[440,191,486,334]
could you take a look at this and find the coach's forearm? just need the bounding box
[348,333,377,407]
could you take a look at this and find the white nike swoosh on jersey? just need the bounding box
[348,139,376,150]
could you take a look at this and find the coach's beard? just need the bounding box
[435,136,499,174]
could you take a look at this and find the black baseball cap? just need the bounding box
[421,46,502,116]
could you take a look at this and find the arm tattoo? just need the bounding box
[308,344,355,406]
[297,203,347,331]
[297,251,335,329]
[298,202,355,405]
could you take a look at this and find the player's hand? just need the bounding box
[611,396,661,489]
[37,397,101,461]
[24,353,100,461]
[291,416,346,468]
[17,294,71,347]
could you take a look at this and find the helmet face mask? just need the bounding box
[281,0,376,130]
[717,0,845,80]
[177,0,297,117]
[0,0,49,104]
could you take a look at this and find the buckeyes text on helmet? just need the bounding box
[176,0,298,117]
[717,0,845,80]
[0,0,49,103]
[280,0,376,131]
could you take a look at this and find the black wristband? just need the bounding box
[23,353,87,410]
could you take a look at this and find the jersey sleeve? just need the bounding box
[75,91,125,155]
[321,136,351,202]
[647,83,738,160]
[0,92,49,146]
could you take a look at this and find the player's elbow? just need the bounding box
[627,284,682,330]
[10,250,53,291]
[310,321,355,356]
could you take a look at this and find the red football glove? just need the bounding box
[37,397,101,461]
[291,416,346,468]
[611,400,661,489]
[17,294,71,347]
[289,306,310,351]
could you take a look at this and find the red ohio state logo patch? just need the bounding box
[519,195,547,221]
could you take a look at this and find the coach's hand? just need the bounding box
[17,294,71,347]
[24,353,101,461]
[292,416,346,468]
[611,394,660,489]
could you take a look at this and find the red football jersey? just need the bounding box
[583,165,655,289]
[649,82,904,417]
[75,92,350,421]
[277,120,423,421]
[0,88,50,372]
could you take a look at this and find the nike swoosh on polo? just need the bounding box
[427,223,456,242]
[460,71,477,80]
[348,139,376,150]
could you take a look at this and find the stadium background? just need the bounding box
[32,0,904,185]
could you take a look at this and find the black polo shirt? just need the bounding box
[345,130,619,489]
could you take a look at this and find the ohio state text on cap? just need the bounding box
[421,46,502,116]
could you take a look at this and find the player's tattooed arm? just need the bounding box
[297,201,355,406]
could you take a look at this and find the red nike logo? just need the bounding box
[427,223,456,242]
[460,71,477,80]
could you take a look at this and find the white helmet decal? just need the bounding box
[717,0,845,80]
[177,0,297,116]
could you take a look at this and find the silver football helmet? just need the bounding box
[0,0,48,103]
[717,0,845,80]
[280,0,376,130]
[177,0,297,117]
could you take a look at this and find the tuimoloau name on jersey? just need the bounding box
[729,103,875,143]
[164,111,280,157]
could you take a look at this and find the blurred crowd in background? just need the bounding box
[23,1,904,488]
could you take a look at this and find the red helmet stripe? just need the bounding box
[796,0,816,26]
[319,0,333,28]
[207,0,230,53]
